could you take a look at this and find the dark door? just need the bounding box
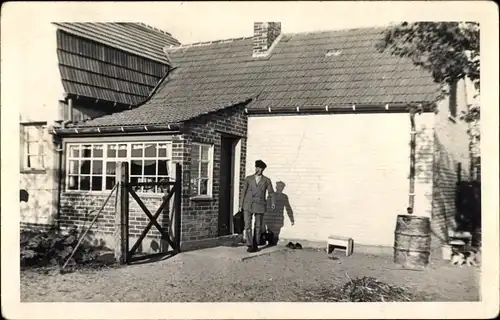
[218,136,236,236]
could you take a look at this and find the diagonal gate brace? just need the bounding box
[128,185,176,258]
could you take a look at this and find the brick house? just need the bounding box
[20,22,180,230]
[52,22,472,253]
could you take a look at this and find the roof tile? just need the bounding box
[53,22,180,64]
[55,24,175,106]
[72,26,441,128]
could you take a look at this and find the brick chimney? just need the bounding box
[253,22,282,57]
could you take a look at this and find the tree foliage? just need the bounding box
[377,22,480,122]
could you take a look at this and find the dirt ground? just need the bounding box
[21,246,480,302]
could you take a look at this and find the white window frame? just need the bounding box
[20,122,46,171]
[190,143,214,197]
[65,141,174,194]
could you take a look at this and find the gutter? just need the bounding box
[244,103,436,115]
[53,123,184,137]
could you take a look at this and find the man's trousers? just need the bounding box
[244,210,264,247]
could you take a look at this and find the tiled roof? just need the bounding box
[69,93,256,128]
[53,22,180,64]
[56,24,176,106]
[71,27,441,128]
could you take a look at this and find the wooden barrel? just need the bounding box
[394,215,431,268]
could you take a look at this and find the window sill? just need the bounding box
[63,190,165,198]
[190,195,214,202]
[20,169,46,174]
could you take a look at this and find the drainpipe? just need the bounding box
[407,104,423,213]
[408,111,417,213]
[52,135,64,230]
[56,142,63,230]
[68,97,74,122]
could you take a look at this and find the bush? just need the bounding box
[20,226,101,269]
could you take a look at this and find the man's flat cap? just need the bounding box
[255,160,267,169]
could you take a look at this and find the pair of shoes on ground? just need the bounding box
[286,242,302,249]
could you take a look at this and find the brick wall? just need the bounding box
[20,222,55,232]
[58,192,170,250]
[253,22,282,56]
[413,113,435,219]
[179,105,247,242]
[57,104,248,249]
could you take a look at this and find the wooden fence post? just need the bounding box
[174,163,182,252]
[161,183,170,253]
[114,162,129,264]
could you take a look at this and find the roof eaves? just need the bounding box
[52,122,184,137]
[246,102,437,115]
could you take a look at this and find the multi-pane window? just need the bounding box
[66,142,173,193]
[21,123,46,171]
[190,143,213,196]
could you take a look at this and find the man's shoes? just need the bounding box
[247,246,258,253]
[286,242,296,249]
[295,242,302,249]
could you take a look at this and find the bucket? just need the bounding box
[394,215,431,268]
[441,245,452,260]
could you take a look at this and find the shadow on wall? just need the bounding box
[19,180,57,226]
[264,181,295,241]
[58,197,109,249]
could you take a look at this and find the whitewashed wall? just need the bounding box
[246,112,435,247]
[15,23,65,225]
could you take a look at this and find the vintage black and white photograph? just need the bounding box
[1,1,498,319]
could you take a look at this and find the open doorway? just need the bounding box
[218,135,240,236]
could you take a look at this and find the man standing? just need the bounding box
[239,160,276,252]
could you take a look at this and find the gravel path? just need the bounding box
[21,247,480,302]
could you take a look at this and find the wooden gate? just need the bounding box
[114,162,182,264]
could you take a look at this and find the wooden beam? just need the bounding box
[128,188,176,256]
[114,162,129,264]
[128,181,176,187]
[129,187,167,234]
[174,163,182,252]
